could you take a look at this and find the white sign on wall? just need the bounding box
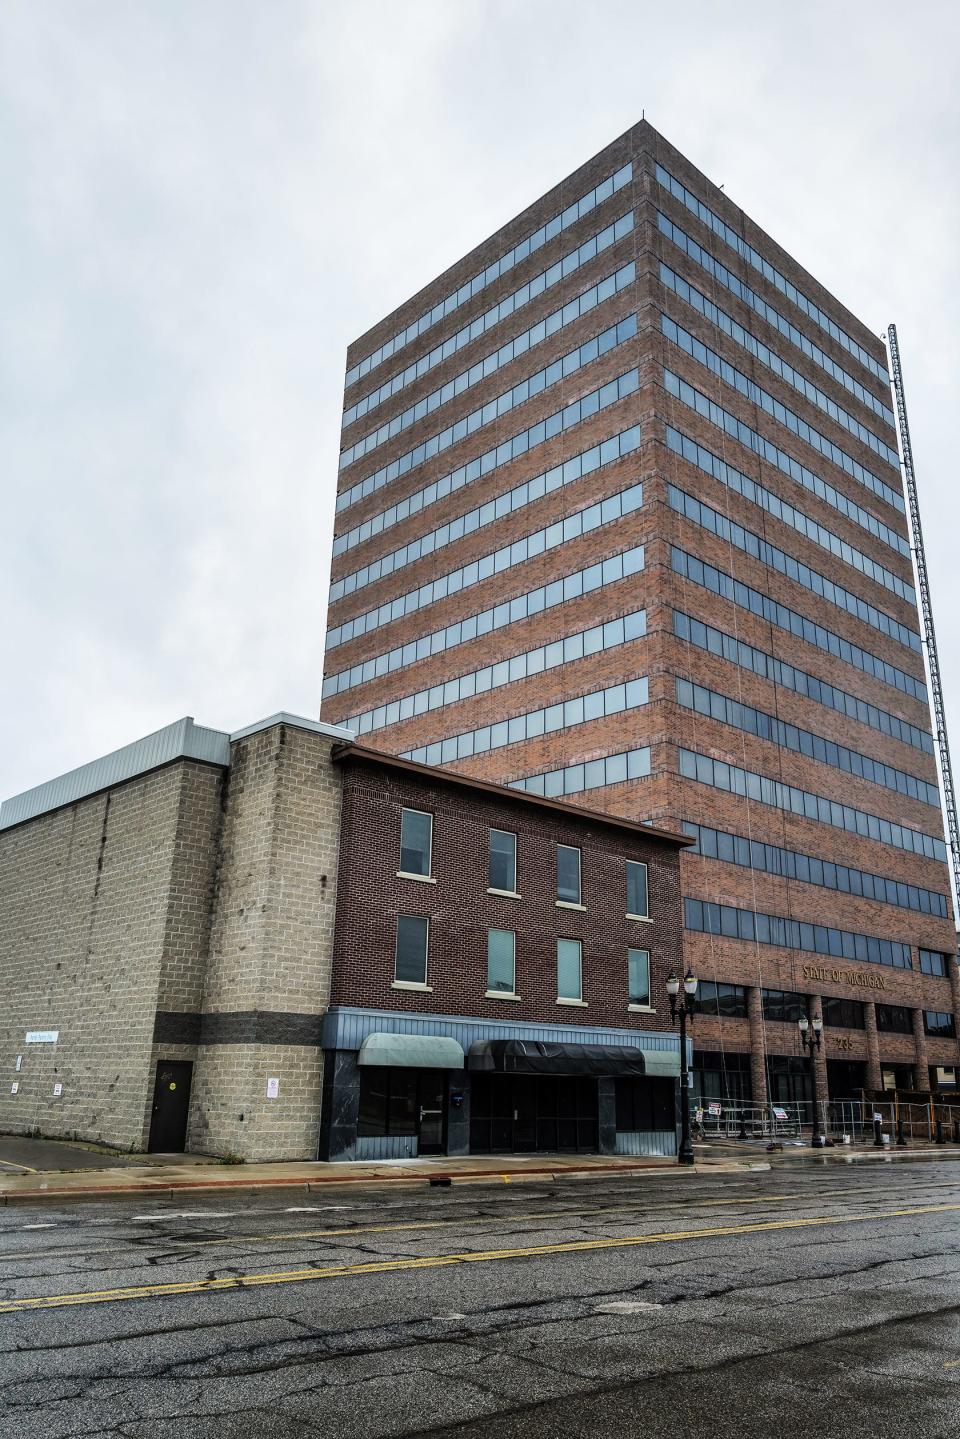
[52,1083,63,1098]
[26,1030,59,1044]
[14,1055,22,1072]
[266,1077,280,1099]
[10,1082,18,1096]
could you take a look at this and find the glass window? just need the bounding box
[626,861,649,918]
[924,1011,957,1039]
[557,938,582,1000]
[876,1004,913,1035]
[628,949,650,1006]
[488,829,517,892]
[487,929,516,994]
[761,989,807,1023]
[399,809,432,877]
[395,915,429,985]
[821,997,865,1030]
[919,949,948,977]
[557,845,582,904]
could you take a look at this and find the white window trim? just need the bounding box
[486,990,523,1002]
[557,844,582,907]
[400,807,433,879]
[628,1004,657,1014]
[394,914,429,988]
[556,900,587,912]
[627,912,653,923]
[397,871,437,884]
[487,887,522,900]
[626,860,649,920]
[489,827,518,895]
[557,997,588,1008]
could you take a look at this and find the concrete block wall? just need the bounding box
[0,760,223,1150]
[188,722,343,1160]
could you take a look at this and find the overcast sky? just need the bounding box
[1,0,958,802]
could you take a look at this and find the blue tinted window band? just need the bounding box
[675,676,940,808]
[684,898,912,971]
[665,424,908,562]
[321,543,646,700]
[664,342,897,507]
[655,216,894,427]
[671,546,926,702]
[326,482,645,649]
[343,260,635,448]
[667,485,920,654]
[665,428,912,604]
[678,747,947,863]
[344,220,635,428]
[348,609,647,736]
[659,277,900,468]
[683,821,948,920]
[337,356,639,515]
[331,425,641,603]
[672,610,933,755]
[401,677,649,767]
[342,311,637,475]
[509,747,651,799]
[655,164,889,385]
[346,165,633,386]
[664,368,904,520]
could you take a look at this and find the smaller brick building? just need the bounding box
[0,713,689,1161]
[321,746,689,1160]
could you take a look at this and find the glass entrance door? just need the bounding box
[416,1072,446,1155]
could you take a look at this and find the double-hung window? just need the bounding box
[557,937,583,1001]
[557,845,582,905]
[488,829,517,893]
[395,915,429,985]
[399,808,433,878]
[628,948,650,1007]
[626,860,649,918]
[487,929,516,994]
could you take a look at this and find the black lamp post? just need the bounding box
[667,968,698,1165]
[798,1013,825,1148]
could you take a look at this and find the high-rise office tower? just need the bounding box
[321,121,960,1108]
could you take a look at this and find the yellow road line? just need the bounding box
[2,1201,957,1316]
[0,1161,36,1174]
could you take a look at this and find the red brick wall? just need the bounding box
[329,754,685,1032]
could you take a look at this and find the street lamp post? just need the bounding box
[798,1013,825,1147]
[667,969,698,1165]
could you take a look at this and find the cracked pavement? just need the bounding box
[0,1159,958,1437]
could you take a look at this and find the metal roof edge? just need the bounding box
[0,718,232,832]
[229,712,355,744]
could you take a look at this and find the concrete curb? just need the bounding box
[0,1160,684,1206]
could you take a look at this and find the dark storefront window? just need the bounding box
[761,989,807,1023]
[827,1059,867,1097]
[692,1050,752,1103]
[822,997,865,1030]
[766,1055,812,1106]
[924,1010,957,1039]
[614,1077,675,1131]
[697,981,748,1018]
[359,1069,417,1137]
[470,1074,598,1153]
[876,1004,913,1035]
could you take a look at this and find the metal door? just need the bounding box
[148,1060,193,1152]
[416,1072,446,1155]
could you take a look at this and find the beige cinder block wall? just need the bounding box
[0,758,224,1150]
[188,719,344,1160]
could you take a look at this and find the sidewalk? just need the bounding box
[1,1138,957,1206]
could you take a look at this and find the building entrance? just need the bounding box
[148,1060,193,1152]
[357,1067,448,1154]
[827,1059,867,1097]
[469,1074,598,1153]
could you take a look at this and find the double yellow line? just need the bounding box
[2,1200,958,1316]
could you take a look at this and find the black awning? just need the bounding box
[468,1040,646,1077]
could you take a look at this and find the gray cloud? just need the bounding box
[1,0,958,799]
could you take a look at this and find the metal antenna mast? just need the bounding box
[886,323,960,911]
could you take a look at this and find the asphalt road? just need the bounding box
[1,1157,958,1438]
